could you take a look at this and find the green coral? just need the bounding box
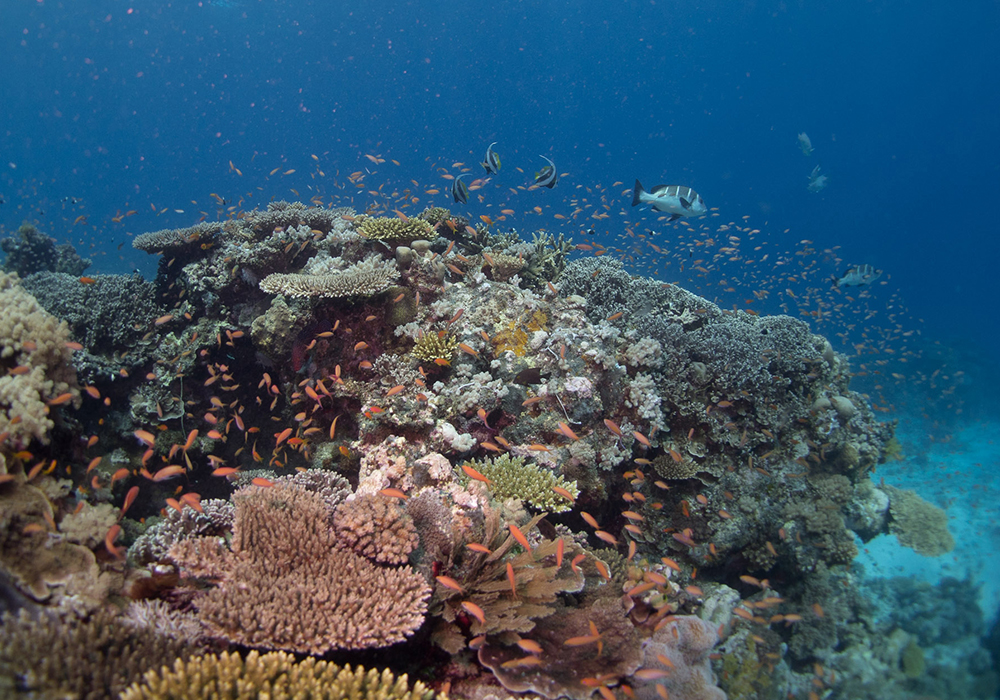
[357,216,436,244]
[718,636,772,700]
[520,231,573,286]
[411,331,458,363]
[884,485,955,557]
[883,437,904,462]
[121,650,435,700]
[901,639,925,678]
[463,454,579,513]
[417,206,451,226]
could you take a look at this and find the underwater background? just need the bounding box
[1,1,999,699]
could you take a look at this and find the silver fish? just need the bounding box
[533,156,558,189]
[631,180,707,222]
[452,173,470,204]
[482,142,501,174]
[835,264,882,288]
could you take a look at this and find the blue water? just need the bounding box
[3,0,999,695]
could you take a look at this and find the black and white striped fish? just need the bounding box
[834,264,882,288]
[452,173,470,204]
[482,142,501,174]
[533,156,558,189]
[631,180,707,221]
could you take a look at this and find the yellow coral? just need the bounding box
[411,331,458,363]
[357,216,436,244]
[492,310,548,357]
[121,650,435,700]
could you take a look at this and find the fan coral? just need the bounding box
[463,454,580,513]
[171,483,430,654]
[121,650,435,700]
[358,215,436,244]
[0,271,80,447]
[259,256,398,298]
[333,494,420,565]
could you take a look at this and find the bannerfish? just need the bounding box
[807,165,828,192]
[533,156,558,189]
[452,173,470,204]
[834,264,882,288]
[482,142,501,174]
[631,180,707,222]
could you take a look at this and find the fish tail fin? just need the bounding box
[632,180,645,207]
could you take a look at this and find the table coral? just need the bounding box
[170,483,430,654]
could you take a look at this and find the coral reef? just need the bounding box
[333,494,420,564]
[1,223,91,276]
[259,255,399,298]
[121,650,435,700]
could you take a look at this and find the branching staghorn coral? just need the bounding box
[121,650,436,700]
[0,608,196,700]
[357,215,436,244]
[333,494,420,565]
[463,454,579,513]
[170,483,430,654]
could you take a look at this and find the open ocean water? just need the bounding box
[1,1,998,699]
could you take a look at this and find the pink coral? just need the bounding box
[171,483,430,654]
[633,616,725,700]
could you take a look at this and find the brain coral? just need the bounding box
[121,650,435,700]
[0,271,80,448]
[170,483,430,654]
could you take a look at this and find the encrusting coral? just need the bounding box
[170,483,430,654]
[121,650,435,700]
[882,484,955,556]
[0,271,80,448]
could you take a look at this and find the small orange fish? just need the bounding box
[435,575,464,592]
[212,467,239,477]
[134,429,157,447]
[152,465,185,482]
[632,431,651,447]
[516,638,544,654]
[556,422,580,441]
[552,486,575,502]
[154,314,174,326]
[434,357,451,367]
[251,477,274,487]
[580,511,600,529]
[458,343,479,357]
[461,601,486,625]
[79,276,97,284]
[120,486,140,517]
[47,392,75,406]
[105,524,124,559]
[466,543,492,554]
[508,523,531,551]
[555,538,565,567]
[379,487,408,499]
[603,418,623,437]
[462,463,492,484]
[507,561,517,597]
[386,385,405,397]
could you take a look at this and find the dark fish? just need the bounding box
[834,264,882,288]
[513,367,548,385]
[482,142,501,174]
[632,180,707,222]
[452,173,470,204]
[533,156,558,189]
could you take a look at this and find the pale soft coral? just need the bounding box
[0,272,79,449]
